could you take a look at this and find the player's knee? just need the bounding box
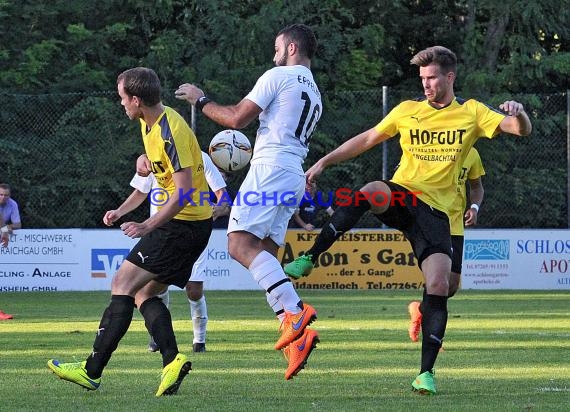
[424,275,449,296]
[228,241,244,263]
[448,274,460,297]
[186,285,203,301]
[187,291,202,301]
[360,181,390,214]
[111,274,135,296]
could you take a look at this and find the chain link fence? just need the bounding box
[1,89,568,229]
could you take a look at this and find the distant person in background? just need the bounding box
[408,147,485,342]
[0,183,20,319]
[0,212,14,316]
[0,183,22,233]
[128,151,230,353]
[288,184,333,231]
[0,210,14,319]
[0,214,9,248]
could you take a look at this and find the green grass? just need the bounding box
[0,290,568,411]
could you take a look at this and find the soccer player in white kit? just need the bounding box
[104,152,230,353]
[175,23,322,380]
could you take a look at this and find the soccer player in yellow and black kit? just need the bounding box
[408,147,485,342]
[284,46,531,394]
[47,67,212,397]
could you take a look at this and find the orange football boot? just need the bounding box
[408,301,422,342]
[284,328,319,380]
[275,303,317,350]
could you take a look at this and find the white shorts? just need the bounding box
[189,246,208,282]
[228,164,305,247]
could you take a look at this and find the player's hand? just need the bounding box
[305,223,315,231]
[120,221,150,239]
[499,101,525,117]
[136,154,152,177]
[464,208,478,226]
[305,160,326,185]
[103,210,121,226]
[1,232,8,248]
[212,204,230,221]
[175,83,204,105]
[305,181,314,193]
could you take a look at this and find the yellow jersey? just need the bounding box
[140,106,212,221]
[449,147,485,235]
[375,97,504,216]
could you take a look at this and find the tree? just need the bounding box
[1,0,567,227]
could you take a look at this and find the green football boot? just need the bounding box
[412,370,436,395]
[47,359,101,390]
[284,255,314,279]
[156,353,192,397]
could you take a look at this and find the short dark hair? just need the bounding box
[0,183,11,192]
[277,24,317,59]
[410,46,457,74]
[117,67,162,106]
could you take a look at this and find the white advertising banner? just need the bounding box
[0,229,82,292]
[2,228,569,291]
[462,229,570,290]
[197,230,260,290]
[81,229,138,291]
[0,229,259,291]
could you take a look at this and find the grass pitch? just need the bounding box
[0,290,568,411]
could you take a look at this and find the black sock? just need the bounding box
[139,297,178,366]
[85,295,135,379]
[420,294,448,374]
[306,193,370,263]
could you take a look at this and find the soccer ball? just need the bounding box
[208,129,252,172]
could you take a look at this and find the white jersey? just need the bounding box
[245,65,322,174]
[130,152,226,216]
[130,173,159,215]
[200,152,227,194]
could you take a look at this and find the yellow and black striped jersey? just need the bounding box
[140,106,212,221]
[374,97,503,216]
[449,147,485,235]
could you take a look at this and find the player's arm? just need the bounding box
[0,216,9,247]
[175,84,262,129]
[306,127,390,183]
[6,206,22,231]
[103,189,148,226]
[292,209,312,231]
[201,98,261,129]
[121,168,193,238]
[136,154,152,176]
[145,168,192,229]
[464,177,484,226]
[497,100,532,136]
[212,187,231,220]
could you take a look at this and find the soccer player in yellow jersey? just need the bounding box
[47,67,213,397]
[284,46,531,394]
[408,147,485,342]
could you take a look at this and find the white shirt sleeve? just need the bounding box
[129,173,155,194]
[245,69,276,110]
[202,152,226,192]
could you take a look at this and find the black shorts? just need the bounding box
[126,218,212,288]
[451,235,464,274]
[373,181,452,270]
